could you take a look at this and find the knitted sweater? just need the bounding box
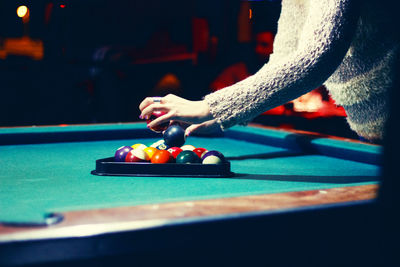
[204,0,399,141]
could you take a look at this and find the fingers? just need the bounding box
[184,119,220,136]
[140,103,167,119]
[147,111,174,129]
[139,97,156,112]
[139,94,211,128]
[184,124,201,137]
[139,95,169,112]
[139,94,180,111]
[139,95,178,118]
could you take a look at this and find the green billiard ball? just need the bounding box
[175,150,201,164]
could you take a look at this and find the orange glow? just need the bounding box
[249,8,252,19]
[0,37,44,60]
[17,5,28,18]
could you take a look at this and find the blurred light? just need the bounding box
[60,4,66,8]
[292,91,323,112]
[249,8,252,19]
[17,5,28,18]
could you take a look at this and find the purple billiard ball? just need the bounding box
[114,146,133,162]
[201,150,225,164]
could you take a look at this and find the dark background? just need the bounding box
[0,0,282,127]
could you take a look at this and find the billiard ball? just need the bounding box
[167,147,183,159]
[146,111,170,132]
[201,150,225,164]
[151,150,173,164]
[143,147,158,160]
[193,147,208,158]
[131,143,147,150]
[175,150,201,164]
[125,148,150,162]
[150,140,163,148]
[180,145,196,151]
[150,139,170,150]
[114,146,133,162]
[163,124,185,147]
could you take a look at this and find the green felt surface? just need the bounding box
[0,124,381,224]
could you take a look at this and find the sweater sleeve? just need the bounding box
[204,0,360,130]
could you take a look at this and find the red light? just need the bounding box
[60,4,66,8]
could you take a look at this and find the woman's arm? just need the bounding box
[204,0,360,130]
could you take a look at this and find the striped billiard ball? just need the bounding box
[125,148,150,162]
[201,150,225,164]
[150,139,170,150]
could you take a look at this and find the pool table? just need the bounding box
[0,123,383,266]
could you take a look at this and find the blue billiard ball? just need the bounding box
[114,146,133,162]
[163,124,186,147]
[201,150,225,164]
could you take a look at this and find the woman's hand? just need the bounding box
[139,94,218,136]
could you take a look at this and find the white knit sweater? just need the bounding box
[204,0,399,141]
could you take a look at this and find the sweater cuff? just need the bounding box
[203,84,253,130]
[204,93,229,131]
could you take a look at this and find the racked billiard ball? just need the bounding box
[150,139,170,150]
[151,150,173,164]
[147,111,170,133]
[143,147,158,160]
[114,146,133,162]
[163,124,185,147]
[193,147,208,158]
[180,145,196,151]
[167,147,183,159]
[131,143,147,150]
[201,150,225,164]
[125,148,150,162]
[176,150,201,164]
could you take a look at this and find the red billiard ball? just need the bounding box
[167,147,183,159]
[151,150,173,164]
[125,148,150,162]
[146,111,169,133]
[193,147,208,158]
